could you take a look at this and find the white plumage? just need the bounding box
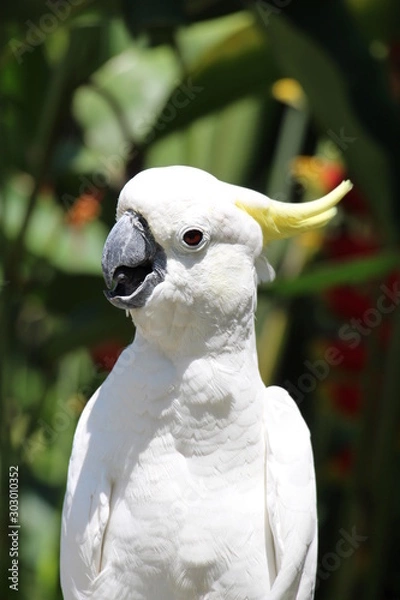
[61,166,351,599]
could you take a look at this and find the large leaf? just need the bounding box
[72,13,278,175]
[71,43,180,175]
[1,178,107,274]
[148,19,278,143]
[145,93,274,184]
[261,251,400,297]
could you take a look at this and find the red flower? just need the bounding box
[320,166,369,215]
[322,340,367,372]
[324,286,372,320]
[90,340,124,372]
[66,193,102,227]
[323,231,379,260]
[329,382,363,417]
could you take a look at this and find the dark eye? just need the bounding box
[182,229,204,247]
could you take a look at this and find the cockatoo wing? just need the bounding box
[61,388,113,600]
[264,385,318,600]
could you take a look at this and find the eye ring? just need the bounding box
[178,226,209,252]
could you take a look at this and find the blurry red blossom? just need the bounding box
[66,193,102,227]
[90,339,124,372]
[329,382,363,417]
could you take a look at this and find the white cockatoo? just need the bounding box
[60,166,352,600]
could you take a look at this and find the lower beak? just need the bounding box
[101,210,166,310]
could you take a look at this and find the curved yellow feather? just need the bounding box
[236,180,353,243]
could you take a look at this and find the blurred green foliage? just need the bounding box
[1,1,400,599]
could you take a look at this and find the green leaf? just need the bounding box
[71,44,180,173]
[145,93,273,184]
[1,178,107,274]
[261,251,400,297]
[148,20,278,143]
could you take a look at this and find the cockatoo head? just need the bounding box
[102,166,351,349]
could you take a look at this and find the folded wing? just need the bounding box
[263,385,318,600]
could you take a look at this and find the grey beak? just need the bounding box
[101,210,166,310]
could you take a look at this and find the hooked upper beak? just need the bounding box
[101,210,166,310]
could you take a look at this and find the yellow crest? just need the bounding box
[235,180,353,244]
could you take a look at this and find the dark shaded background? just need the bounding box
[1,1,400,598]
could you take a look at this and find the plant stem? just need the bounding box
[364,301,400,599]
[6,40,73,282]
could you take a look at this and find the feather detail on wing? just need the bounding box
[82,472,112,575]
[263,385,318,600]
[60,391,113,600]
